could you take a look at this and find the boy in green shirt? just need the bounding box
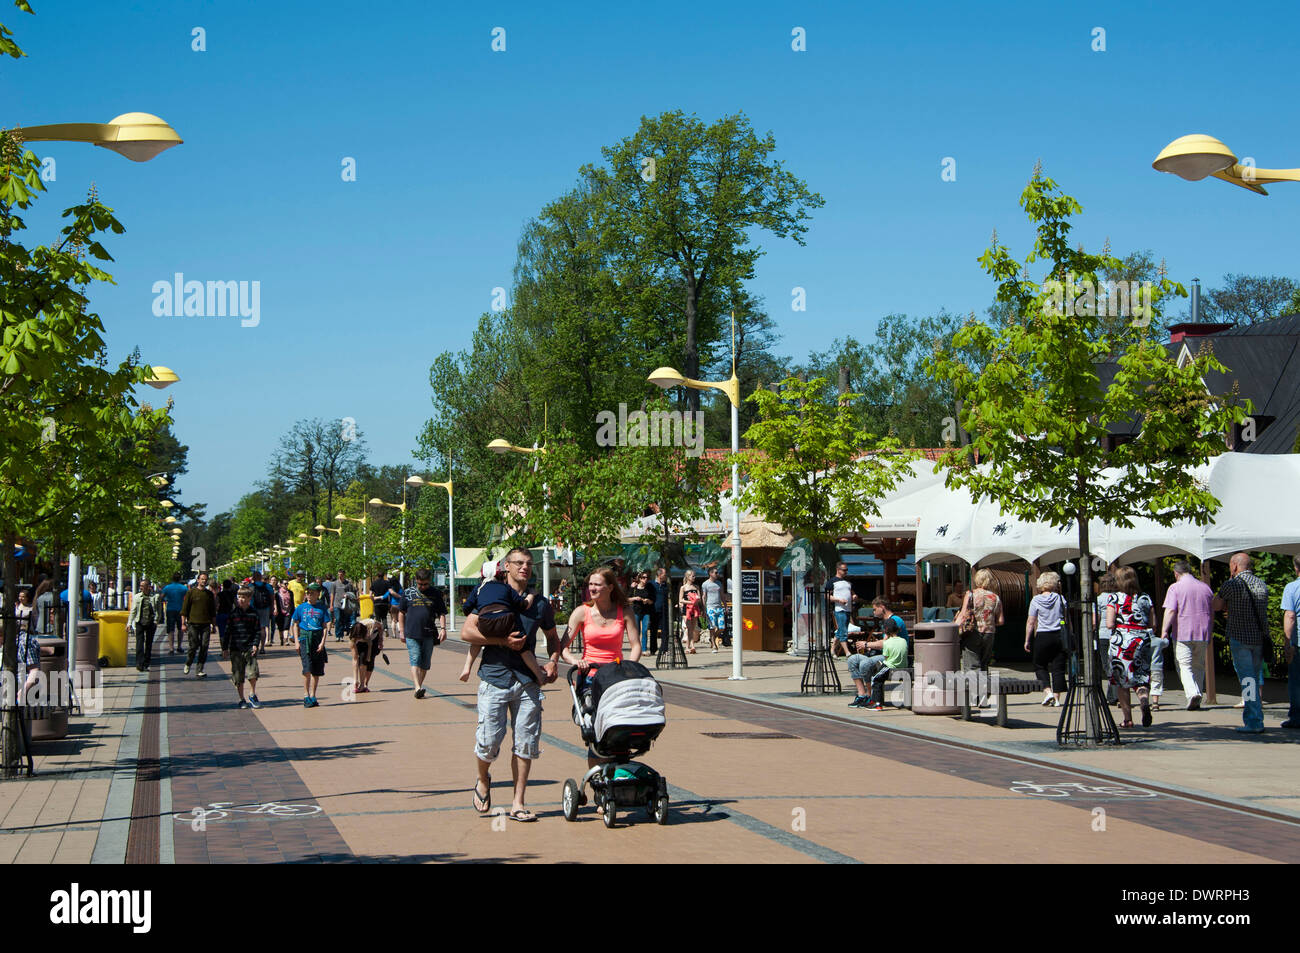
[847,618,908,710]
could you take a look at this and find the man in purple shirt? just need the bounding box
[1160,560,1213,711]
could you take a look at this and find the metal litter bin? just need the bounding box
[912,621,962,715]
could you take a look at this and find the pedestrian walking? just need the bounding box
[288,570,307,608]
[826,561,854,658]
[275,578,294,646]
[226,586,262,709]
[332,570,357,642]
[291,583,330,708]
[1213,552,1271,735]
[955,568,1003,707]
[161,572,188,653]
[249,570,276,649]
[462,547,562,822]
[1159,560,1213,711]
[1281,555,1300,730]
[649,566,669,654]
[679,569,701,654]
[126,578,163,672]
[629,571,654,652]
[397,568,447,699]
[1105,566,1155,728]
[216,579,236,657]
[1026,571,1068,708]
[181,571,217,677]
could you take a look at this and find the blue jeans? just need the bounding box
[833,609,850,642]
[1149,635,1170,696]
[336,609,354,640]
[1230,639,1265,732]
[1288,645,1300,724]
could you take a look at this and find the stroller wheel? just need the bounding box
[601,799,617,829]
[654,795,670,825]
[562,779,579,822]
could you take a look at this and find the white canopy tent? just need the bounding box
[911,454,1300,567]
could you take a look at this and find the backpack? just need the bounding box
[252,583,270,610]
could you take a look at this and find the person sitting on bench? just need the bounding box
[847,618,908,710]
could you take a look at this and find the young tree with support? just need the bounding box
[926,166,1248,745]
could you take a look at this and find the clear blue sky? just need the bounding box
[7,0,1300,518]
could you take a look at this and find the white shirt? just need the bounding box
[831,578,852,609]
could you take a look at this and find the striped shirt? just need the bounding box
[1217,571,1269,647]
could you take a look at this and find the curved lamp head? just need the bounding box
[146,366,180,389]
[647,366,687,390]
[487,439,513,455]
[405,475,426,487]
[368,498,384,505]
[1153,134,1237,181]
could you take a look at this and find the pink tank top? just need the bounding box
[582,604,625,665]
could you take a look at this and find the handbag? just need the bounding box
[958,592,978,636]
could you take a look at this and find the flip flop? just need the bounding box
[507,809,538,823]
[473,780,491,815]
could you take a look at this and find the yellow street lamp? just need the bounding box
[487,438,546,455]
[17,112,183,163]
[316,524,342,536]
[145,366,181,390]
[1153,134,1300,196]
[421,480,458,629]
[647,311,745,680]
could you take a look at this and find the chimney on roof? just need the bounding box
[1191,278,1201,323]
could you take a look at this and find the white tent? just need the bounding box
[912,454,1300,567]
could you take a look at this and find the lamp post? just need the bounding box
[487,441,550,602]
[336,514,368,590]
[647,330,745,681]
[368,495,407,586]
[423,480,457,631]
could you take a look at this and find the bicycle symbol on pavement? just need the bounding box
[1009,780,1158,799]
[177,801,324,830]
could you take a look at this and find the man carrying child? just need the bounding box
[461,548,563,823]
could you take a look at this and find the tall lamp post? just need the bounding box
[336,514,368,590]
[422,480,457,632]
[647,356,745,681]
[369,475,423,587]
[1149,131,1296,704]
[487,440,551,602]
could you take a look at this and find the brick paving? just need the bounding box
[3,635,1299,864]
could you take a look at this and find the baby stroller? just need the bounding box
[561,659,669,828]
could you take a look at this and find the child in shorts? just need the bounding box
[458,565,545,683]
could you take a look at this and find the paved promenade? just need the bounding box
[2,635,1298,864]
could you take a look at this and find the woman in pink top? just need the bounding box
[563,567,642,776]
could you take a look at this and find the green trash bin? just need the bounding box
[94,610,130,668]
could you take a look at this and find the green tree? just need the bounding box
[1203,273,1299,326]
[583,110,823,414]
[1,128,171,773]
[736,376,913,574]
[926,168,1249,741]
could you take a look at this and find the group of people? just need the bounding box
[919,552,1300,735]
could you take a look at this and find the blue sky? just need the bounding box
[7,0,1300,518]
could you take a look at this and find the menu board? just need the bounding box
[740,570,762,604]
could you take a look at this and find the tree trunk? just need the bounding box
[2,530,22,776]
